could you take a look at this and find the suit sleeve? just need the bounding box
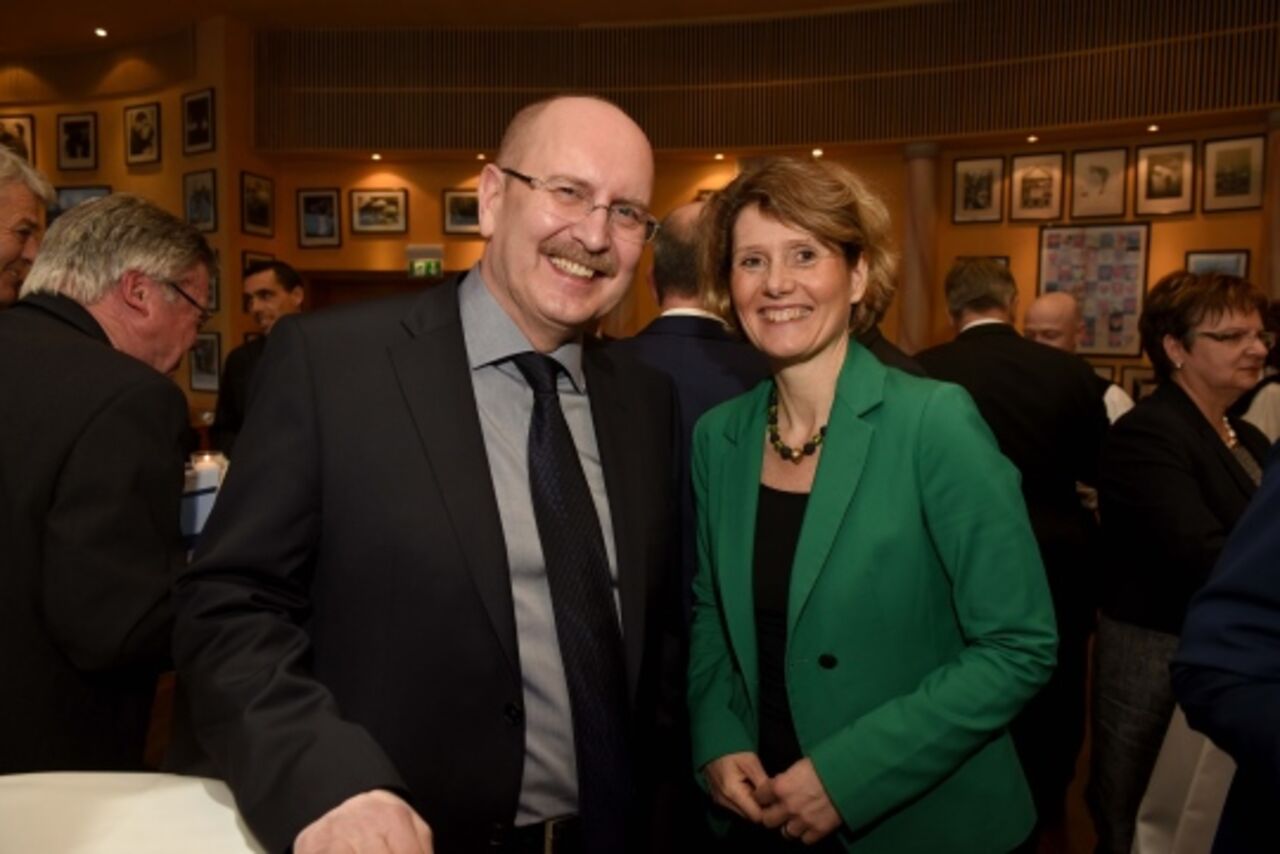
[806,383,1058,833]
[173,320,405,854]
[687,414,756,774]
[1173,443,1280,793]
[43,376,186,673]
[208,346,245,454]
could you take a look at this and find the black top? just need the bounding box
[1099,381,1269,635]
[753,483,809,776]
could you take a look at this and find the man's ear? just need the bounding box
[477,163,505,239]
[117,269,152,316]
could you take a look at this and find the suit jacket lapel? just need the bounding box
[583,348,646,703]
[387,281,520,680]
[788,344,884,635]
[718,382,770,709]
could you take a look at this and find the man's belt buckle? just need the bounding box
[543,815,573,854]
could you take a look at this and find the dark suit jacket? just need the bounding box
[173,278,679,853]
[1173,443,1280,853]
[855,324,927,377]
[917,322,1107,630]
[209,334,266,456]
[0,293,186,772]
[609,313,768,615]
[1099,381,1268,635]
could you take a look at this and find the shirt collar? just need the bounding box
[457,265,585,391]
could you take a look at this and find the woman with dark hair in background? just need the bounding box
[687,157,1056,853]
[1089,271,1272,854]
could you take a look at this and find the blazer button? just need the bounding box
[504,702,524,726]
[818,653,838,670]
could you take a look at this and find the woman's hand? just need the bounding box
[755,758,842,844]
[703,752,770,822]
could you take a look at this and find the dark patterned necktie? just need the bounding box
[511,352,630,850]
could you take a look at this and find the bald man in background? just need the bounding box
[1024,291,1134,423]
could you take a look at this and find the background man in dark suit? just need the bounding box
[0,146,53,309]
[209,259,304,455]
[1174,444,1280,854]
[173,95,678,854]
[917,258,1108,839]
[0,193,214,772]
[611,201,768,612]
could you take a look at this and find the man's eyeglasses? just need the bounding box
[1193,328,1277,350]
[155,276,212,326]
[499,167,659,244]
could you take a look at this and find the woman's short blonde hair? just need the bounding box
[699,157,898,335]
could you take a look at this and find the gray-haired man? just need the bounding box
[0,193,215,772]
[0,145,54,309]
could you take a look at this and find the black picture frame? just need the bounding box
[1009,152,1064,222]
[189,331,221,392]
[351,188,409,234]
[182,88,216,155]
[183,169,217,233]
[442,189,480,235]
[1135,141,1195,216]
[123,102,161,166]
[0,113,36,164]
[1185,249,1250,279]
[1069,147,1128,219]
[1202,135,1265,213]
[241,171,275,238]
[56,112,97,171]
[297,188,342,248]
[952,156,1004,224]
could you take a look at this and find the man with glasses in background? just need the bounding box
[174,96,680,854]
[0,193,214,772]
[0,145,53,309]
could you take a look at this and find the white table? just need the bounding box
[0,773,265,853]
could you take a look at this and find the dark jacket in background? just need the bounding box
[209,334,266,456]
[856,324,927,377]
[0,293,186,772]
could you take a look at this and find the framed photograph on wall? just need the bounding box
[351,188,408,234]
[1202,136,1265,212]
[241,171,274,237]
[1136,142,1194,215]
[182,88,215,155]
[242,250,274,277]
[183,169,217,233]
[1070,147,1127,219]
[1120,366,1157,401]
[1037,222,1150,357]
[49,185,111,225]
[1010,152,1064,221]
[123,102,161,165]
[0,113,35,164]
[297,188,341,248]
[952,156,1004,223]
[206,248,221,313]
[57,113,97,171]
[1185,250,1250,278]
[189,332,221,392]
[442,189,480,235]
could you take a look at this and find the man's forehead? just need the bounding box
[511,102,653,199]
[0,181,40,220]
[244,270,282,292]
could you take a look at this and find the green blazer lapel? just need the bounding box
[717,382,770,708]
[788,343,885,635]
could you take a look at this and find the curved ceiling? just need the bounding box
[0,0,928,58]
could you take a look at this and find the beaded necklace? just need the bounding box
[766,386,827,464]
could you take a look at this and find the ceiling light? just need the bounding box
[714,153,725,161]
[1147,123,1160,133]
[94,27,108,38]
[811,148,824,158]
[476,153,486,161]
[371,153,382,161]
[1026,134,1039,143]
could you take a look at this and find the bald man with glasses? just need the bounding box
[174,96,680,854]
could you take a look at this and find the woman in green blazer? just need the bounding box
[688,158,1058,853]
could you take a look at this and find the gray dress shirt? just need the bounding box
[457,267,620,825]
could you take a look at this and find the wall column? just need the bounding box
[1265,110,1280,299]
[898,142,938,354]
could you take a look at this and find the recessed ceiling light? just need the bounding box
[94,27,108,38]
[1026,134,1039,143]
[1147,123,1160,133]
[476,153,486,161]
[371,153,382,161]
[811,148,824,158]
[713,153,725,161]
